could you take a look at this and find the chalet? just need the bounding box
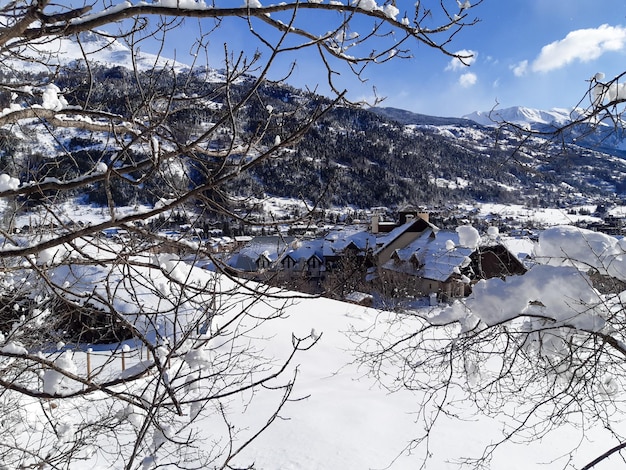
[323,228,376,270]
[371,205,429,234]
[380,228,527,301]
[470,244,527,279]
[225,210,527,303]
[278,240,325,279]
[587,216,626,236]
[226,236,294,278]
[381,228,473,300]
[373,214,437,264]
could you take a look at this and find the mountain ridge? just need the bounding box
[462,106,575,127]
[2,32,626,211]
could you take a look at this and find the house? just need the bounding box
[370,205,429,234]
[470,244,527,279]
[278,239,325,279]
[226,236,294,279]
[587,216,626,236]
[373,214,436,264]
[225,209,527,302]
[379,227,527,301]
[380,228,473,300]
[323,227,376,270]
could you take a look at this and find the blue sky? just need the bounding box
[348,0,626,117]
[154,1,626,117]
[395,0,626,117]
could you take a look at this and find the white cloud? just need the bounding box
[446,49,477,71]
[512,60,528,77]
[531,24,626,73]
[459,72,477,88]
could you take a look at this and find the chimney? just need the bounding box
[371,214,379,234]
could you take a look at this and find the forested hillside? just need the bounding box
[2,64,625,212]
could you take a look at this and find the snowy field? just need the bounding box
[473,203,603,226]
[7,198,615,233]
[38,278,617,470]
[4,200,626,469]
[225,293,618,470]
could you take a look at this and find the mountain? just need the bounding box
[6,30,195,75]
[462,106,575,127]
[3,30,626,212]
[374,105,576,128]
[462,105,626,157]
[371,107,476,127]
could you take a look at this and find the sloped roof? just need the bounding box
[280,238,324,263]
[323,227,376,257]
[382,229,473,282]
[227,236,294,271]
[374,217,437,254]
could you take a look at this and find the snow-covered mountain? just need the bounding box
[8,30,195,74]
[5,28,626,209]
[463,106,575,127]
[462,105,626,157]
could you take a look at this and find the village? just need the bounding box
[194,206,527,307]
[146,199,625,309]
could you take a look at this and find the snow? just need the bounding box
[458,264,604,329]
[383,228,473,282]
[0,173,20,191]
[474,202,602,226]
[152,0,208,9]
[456,224,480,249]
[0,225,622,468]
[0,191,625,469]
[42,351,78,395]
[37,243,70,266]
[535,225,626,280]
[384,4,399,19]
[351,0,379,12]
[463,106,575,127]
[5,30,191,74]
[1,341,28,354]
[199,273,621,469]
[486,225,499,238]
[433,225,626,333]
[40,84,68,111]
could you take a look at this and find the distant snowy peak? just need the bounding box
[463,106,576,128]
[7,30,194,75]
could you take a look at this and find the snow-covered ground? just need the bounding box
[4,201,626,469]
[474,203,603,226]
[224,292,617,470]
[42,275,616,470]
[18,259,621,469]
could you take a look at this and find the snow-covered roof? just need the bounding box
[374,217,437,253]
[281,239,324,263]
[323,227,375,257]
[383,229,473,282]
[227,236,294,271]
[500,236,536,267]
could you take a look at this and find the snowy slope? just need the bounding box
[463,105,626,156]
[463,106,575,127]
[2,200,624,469]
[7,30,191,73]
[229,287,615,470]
